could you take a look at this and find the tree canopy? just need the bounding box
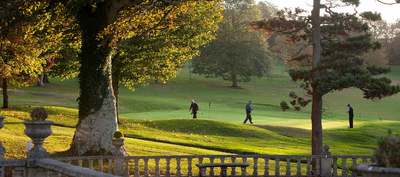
[1,0,225,155]
[110,1,223,122]
[112,1,222,91]
[0,1,78,108]
[192,0,273,88]
[1,0,223,155]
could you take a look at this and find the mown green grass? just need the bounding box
[0,108,227,159]
[2,106,399,159]
[0,65,399,158]
[6,66,400,126]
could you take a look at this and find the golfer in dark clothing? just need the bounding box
[347,104,354,128]
[243,100,253,124]
[189,100,199,119]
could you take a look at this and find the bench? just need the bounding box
[196,162,249,177]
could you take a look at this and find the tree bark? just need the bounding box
[2,77,9,109]
[112,57,121,125]
[231,73,239,88]
[311,90,323,155]
[311,0,323,157]
[70,2,118,155]
[37,74,44,87]
[43,73,50,84]
[310,1,323,174]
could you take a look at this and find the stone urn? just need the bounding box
[24,120,53,159]
[0,115,4,128]
[355,164,400,177]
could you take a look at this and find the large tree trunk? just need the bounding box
[311,90,323,155]
[2,77,8,109]
[311,0,323,157]
[311,1,323,175]
[37,74,45,87]
[231,73,239,88]
[70,2,118,155]
[43,73,50,84]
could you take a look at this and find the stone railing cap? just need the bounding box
[356,164,400,174]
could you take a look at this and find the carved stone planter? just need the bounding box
[356,164,400,177]
[24,120,53,159]
[112,138,127,156]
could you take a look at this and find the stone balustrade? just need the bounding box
[55,154,373,177]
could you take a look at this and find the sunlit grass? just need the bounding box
[0,65,399,159]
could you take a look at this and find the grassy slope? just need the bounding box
[0,66,399,158]
[0,108,226,159]
[8,66,400,127]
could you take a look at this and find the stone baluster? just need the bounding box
[187,157,192,177]
[296,158,301,176]
[264,157,269,177]
[125,159,130,176]
[108,159,113,174]
[78,160,83,167]
[220,157,226,177]
[176,157,181,177]
[209,157,215,177]
[98,159,103,172]
[155,157,160,177]
[241,157,247,177]
[306,158,311,176]
[351,157,357,177]
[0,116,4,177]
[134,158,139,177]
[342,158,347,177]
[231,157,237,176]
[166,157,171,177]
[275,158,280,177]
[198,157,204,177]
[253,157,258,176]
[285,158,291,176]
[144,158,149,177]
[89,159,94,170]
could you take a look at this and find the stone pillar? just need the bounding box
[112,138,128,177]
[320,144,333,177]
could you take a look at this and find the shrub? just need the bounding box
[113,131,123,139]
[30,107,48,121]
[374,131,400,168]
[280,101,290,111]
